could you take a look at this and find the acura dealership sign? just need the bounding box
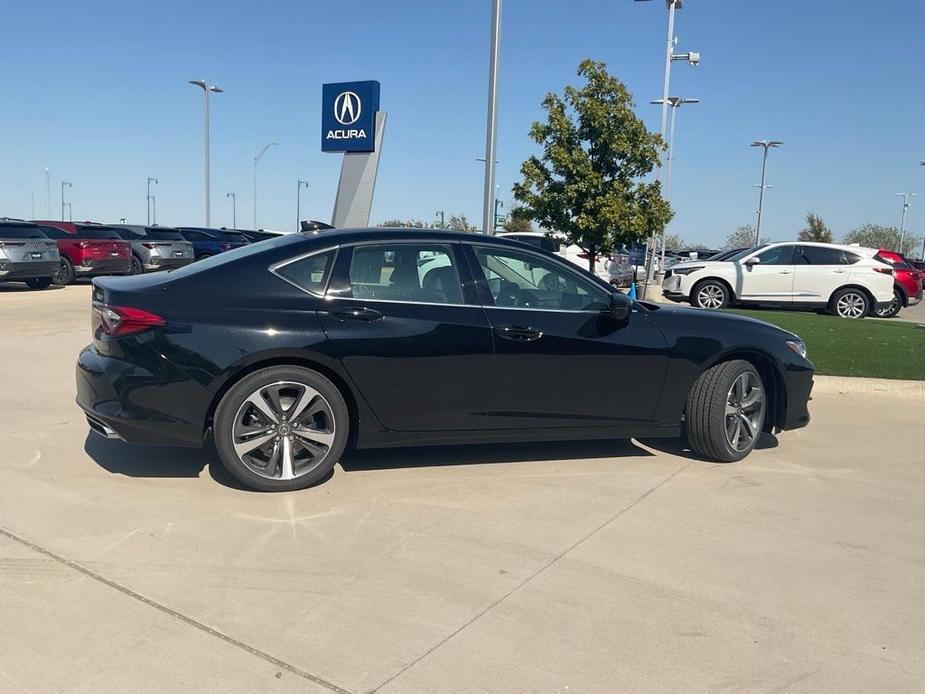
[322,80,380,153]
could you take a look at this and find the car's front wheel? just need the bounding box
[691,280,730,310]
[213,366,349,491]
[830,287,870,319]
[874,288,902,318]
[685,360,767,462]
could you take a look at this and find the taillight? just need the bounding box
[97,305,165,337]
[873,267,893,276]
[78,241,90,248]
[220,243,231,251]
[142,242,156,249]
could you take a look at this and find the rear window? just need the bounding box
[0,225,46,239]
[222,231,249,244]
[113,228,143,240]
[144,229,185,241]
[76,227,121,240]
[37,225,69,239]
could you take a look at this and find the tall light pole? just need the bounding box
[481,0,503,236]
[63,202,72,222]
[296,179,309,231]
[227,192,236,229]
[651,96,698,267]
[151,195,157,225]
[44,168,51,217]
[189,79,223,227]
[635,0,700,284]
[60,181,71,220]
[895,192,917,254]
[146,177,158,225]
[435,210,445,229]
[252,142,278,230]
[751,140,783,245]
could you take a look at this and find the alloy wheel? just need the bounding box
[724,371,765,452]
[836,291,866,319]
[53,262,69,285]
[875,291,900,318]
[697,284,726,309]
[231,381,336,481]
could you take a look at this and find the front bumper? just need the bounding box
[75,258,132,276]
[0,260,60,280]
[780,364,814,431]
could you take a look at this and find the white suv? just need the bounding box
[497,232,632,286]
[662,242,894,318]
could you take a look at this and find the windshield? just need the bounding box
[0,225,46,239]
[727,245,767,262]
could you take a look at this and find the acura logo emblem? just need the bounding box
[333,91,361,125]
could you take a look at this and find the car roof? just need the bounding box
[305,227,556,249]
[763,240,877,255]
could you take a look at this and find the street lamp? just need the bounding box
[188,79,223,226]
[481,0,503,236]
[151,195,157,225]
[895,192,917,254]
[146,177,158,225]
[60,181,71,220]
[252,142,278,229]
[296,179,309,232]
[435,211,445,229]
[227,192,236,229]
[751,140,783,245]
[651,97,698,267]
[63,202,72,222]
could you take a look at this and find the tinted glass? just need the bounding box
[0,225,46,239]
[474,246,608,311]
[144,229,184,241]
[797,246,845,265]
[75,228,121,240]
[728,245,766,261]
[347,244,463,304]
[506,235,557,252]
[844,253,862,265]
[113,228,143,240]
[274,250,335,295]
[222,231,249,244]
[756,245,795,265]
[37,225,68,239]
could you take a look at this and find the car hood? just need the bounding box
[642,300,801,341]
[670,260,731,271]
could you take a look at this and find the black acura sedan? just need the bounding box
[76,228,813,491]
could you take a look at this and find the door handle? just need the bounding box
[833,269,847,274]
[494,325,543,342]
[778,270,792,274]
[329,306,383,322]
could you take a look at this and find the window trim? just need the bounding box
[268,246,340,297]
[468,243,611,313]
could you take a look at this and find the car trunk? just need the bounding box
[78,239,131,260]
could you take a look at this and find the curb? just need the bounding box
[812,375,925,397]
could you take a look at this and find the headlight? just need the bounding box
[672,265,704,275]
[786,339,807,359]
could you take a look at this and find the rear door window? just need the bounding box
[346,244,464,305]
[797,246,847,265]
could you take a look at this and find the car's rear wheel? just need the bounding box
[685,360,766,462]
[874,288,902,318]
[830,287,869,319]
[25,277,53,289]
[691,280,730,310]
[213,366,349,491]
[53,258,75,285]
[128,255,143,275]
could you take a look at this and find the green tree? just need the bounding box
[513,59,672,272]
[447,213,477,232]
[377,219,429,228]
[663,233,684,251]
[725,225,765,249]
[844,223,919,255]
[502,207,534,233]
[798,212,834,243]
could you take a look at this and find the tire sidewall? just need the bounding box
[129,256,143,275]
[874,288,902,318]
[831,287,870,319]
[54,258,75,285]
[692,280,729,310]
[213,366,349,492]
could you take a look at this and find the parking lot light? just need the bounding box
[751,140,783,245]
[895,192,917,254]
[188,80,223,227]
[60,181,71,221]
[296,179,309,232]
[146,177,158,225]
[252,142,278,230]
[227,192,236,229]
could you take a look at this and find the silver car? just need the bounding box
[0,221,61,289]
[110,225,195,274]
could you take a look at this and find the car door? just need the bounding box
[316,240,494,432]
[737,244,796,302]
[463,243,668,429]
[792,245,850,303]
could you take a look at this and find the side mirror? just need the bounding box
[744,256,761,266]
[609,290,632,321]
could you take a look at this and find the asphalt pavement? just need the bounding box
[1,282,923,693]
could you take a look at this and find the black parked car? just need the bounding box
[76,229,814,492]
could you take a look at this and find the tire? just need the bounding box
[691,280,730,310]
[128,255,143,275]
[874,288,902,318]
[213,366,349,492]
[829,287,870,319]
[685,360,767,463]
[53,258,75,285]
[26,277,53,289]
[198,253,212,260]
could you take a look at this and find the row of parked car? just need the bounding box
[0,219,287,289]
[662,241,924,319]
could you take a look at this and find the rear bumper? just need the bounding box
[75,258,132,276]
[0,260,60,280]
[142,257,194,271]
[76,345,206,447]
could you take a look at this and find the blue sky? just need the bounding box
[1,0,922,247]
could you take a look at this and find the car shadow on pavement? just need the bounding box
[638,431,779,461]
[339,437,654,473]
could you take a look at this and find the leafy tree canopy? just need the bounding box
[844,223,920,256]
[798,212,834,243]
[725,224,766,249]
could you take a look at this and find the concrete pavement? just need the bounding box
[1,283,924,693]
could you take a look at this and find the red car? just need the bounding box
[874,249,924,318]
[32,221,132,285]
